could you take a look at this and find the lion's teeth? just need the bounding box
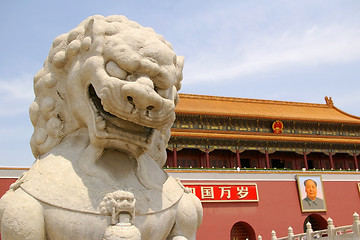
[96,131,109,138]
[97,120,107,130]
[96,116,104,123]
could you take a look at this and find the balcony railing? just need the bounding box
[259,213,360,240]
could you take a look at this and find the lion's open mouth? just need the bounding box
[88,84,153,138]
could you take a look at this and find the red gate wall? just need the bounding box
[193,180,360,239]
[0,178,359,239]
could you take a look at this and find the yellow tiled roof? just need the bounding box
[176,94,360,124]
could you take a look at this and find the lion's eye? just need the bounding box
[105,61,128,80]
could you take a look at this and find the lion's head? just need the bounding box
[29,15,183,167]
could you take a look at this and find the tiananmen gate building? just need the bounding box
[1,93,360,239]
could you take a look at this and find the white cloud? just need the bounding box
[0,74,34,116]
[184,24,360,84]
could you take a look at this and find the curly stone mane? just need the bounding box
[29,15,183,159]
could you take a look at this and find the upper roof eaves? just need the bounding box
[175,93,360,124]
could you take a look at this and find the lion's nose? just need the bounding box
[136,77,154,89]
[121,78,162,111]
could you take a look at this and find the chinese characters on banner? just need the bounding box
[183,182,259,202]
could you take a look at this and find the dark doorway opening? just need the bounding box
[240,159,251,168]
[271,159,285,168]
[307,160,314,169]
[303,214,327,232]
[230,221,256,240]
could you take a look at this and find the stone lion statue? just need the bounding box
[0,15,202,240]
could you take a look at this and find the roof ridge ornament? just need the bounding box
[325,96,334,107]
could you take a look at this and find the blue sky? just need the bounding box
[1,1,360,166]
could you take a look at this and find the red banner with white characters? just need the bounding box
[183,182,259,202]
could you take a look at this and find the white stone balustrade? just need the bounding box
[259,212,360,240]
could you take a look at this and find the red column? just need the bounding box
[229,152,234,169]
[205,149,210,168]
[303,152,308,170]
[292,157,296,170]
[295,154,300,170]
[265,150,270,169]
[329,152,334,169]
[319,158,324,170]
[354,154,359,170]
[173,147,177,167]
[236,149,241,168]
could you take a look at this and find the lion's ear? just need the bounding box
[174,56,184,91]
[84,18,95,38]
[176,56,184,71]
